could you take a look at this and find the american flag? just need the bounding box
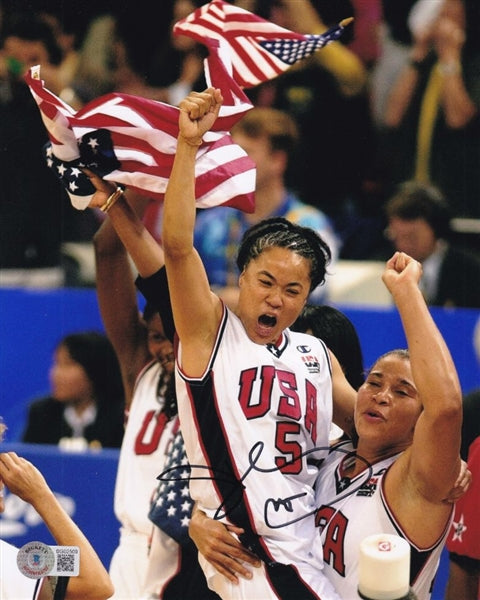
[174,0,353,89]
[25,39,255,212]
[148,427,193,545]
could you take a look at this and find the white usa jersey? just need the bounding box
[176,306,334,594]
[0,540,43,599]
[114,360,177,534]
[314,441,453,600]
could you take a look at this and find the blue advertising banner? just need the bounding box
[0,443,120,568]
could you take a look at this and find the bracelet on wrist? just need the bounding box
[100,186,124,213]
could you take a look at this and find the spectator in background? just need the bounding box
[22,331,125,449]
[34,2,91,99]
[239,0,377,257]
[0,9,101,287]
[58,12,117,108]
[126,0,207,106]
[105,1,200,105]
[445,317,480,600]
[369,0,421,127]
[380,0,480,219]
[0,10,65,287]
[347,0,382,69]
[0,419,114,599]
[383,180,480,308]
[63,1,206,110]
[194,106,339,308]
[0,6,62,91]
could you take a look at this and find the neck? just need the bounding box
[71,397,95,415]
[347,440,410,477]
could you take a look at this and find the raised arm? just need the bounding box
[384,9,477,129]
[330,352,356,439]
[162,89,224,377]
[0,452,113,600]
[383,32,430,128]
[384,253,462,524]
[279,0,367,97]
[433,12,477,128]
[92,178,158,406]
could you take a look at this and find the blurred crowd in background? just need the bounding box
[0,0,479,300]
[1,3,479,598]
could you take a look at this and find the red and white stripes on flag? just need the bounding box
[25,40,255,212]
[25,0,351,213]
[174,0,352,89]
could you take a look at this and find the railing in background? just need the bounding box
[1,287,478,442]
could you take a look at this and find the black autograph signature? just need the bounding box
[157,441,373,529]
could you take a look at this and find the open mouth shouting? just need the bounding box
[259,314,277,327]
[255,313,278,340]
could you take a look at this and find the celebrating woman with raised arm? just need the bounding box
[160,88,354,599]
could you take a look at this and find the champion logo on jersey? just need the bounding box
[296,345,312,353]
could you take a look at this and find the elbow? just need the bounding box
[69,581,114,600]
[103,585,115,600]
[444,376,463,415]
[436,388,463,425]
[162,232,193,262]
[425,377,462,424]
[92,234,107,258]
[93,229,121,258]
[383,105,403,129]
[442,401,462,427]
[338,67,368,97]
[88,580,115,600]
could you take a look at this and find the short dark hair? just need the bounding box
[236,217,331,292]
[384,181,452,239]
[291,304,364,390]
[232,107,299,158]
[369,349,410,372]
[59,332,124,406]
[1,12,62,65]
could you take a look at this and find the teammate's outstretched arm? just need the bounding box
[0,451,114,599]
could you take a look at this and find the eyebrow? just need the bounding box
[369,371,416,392]
[257,269,304,288]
